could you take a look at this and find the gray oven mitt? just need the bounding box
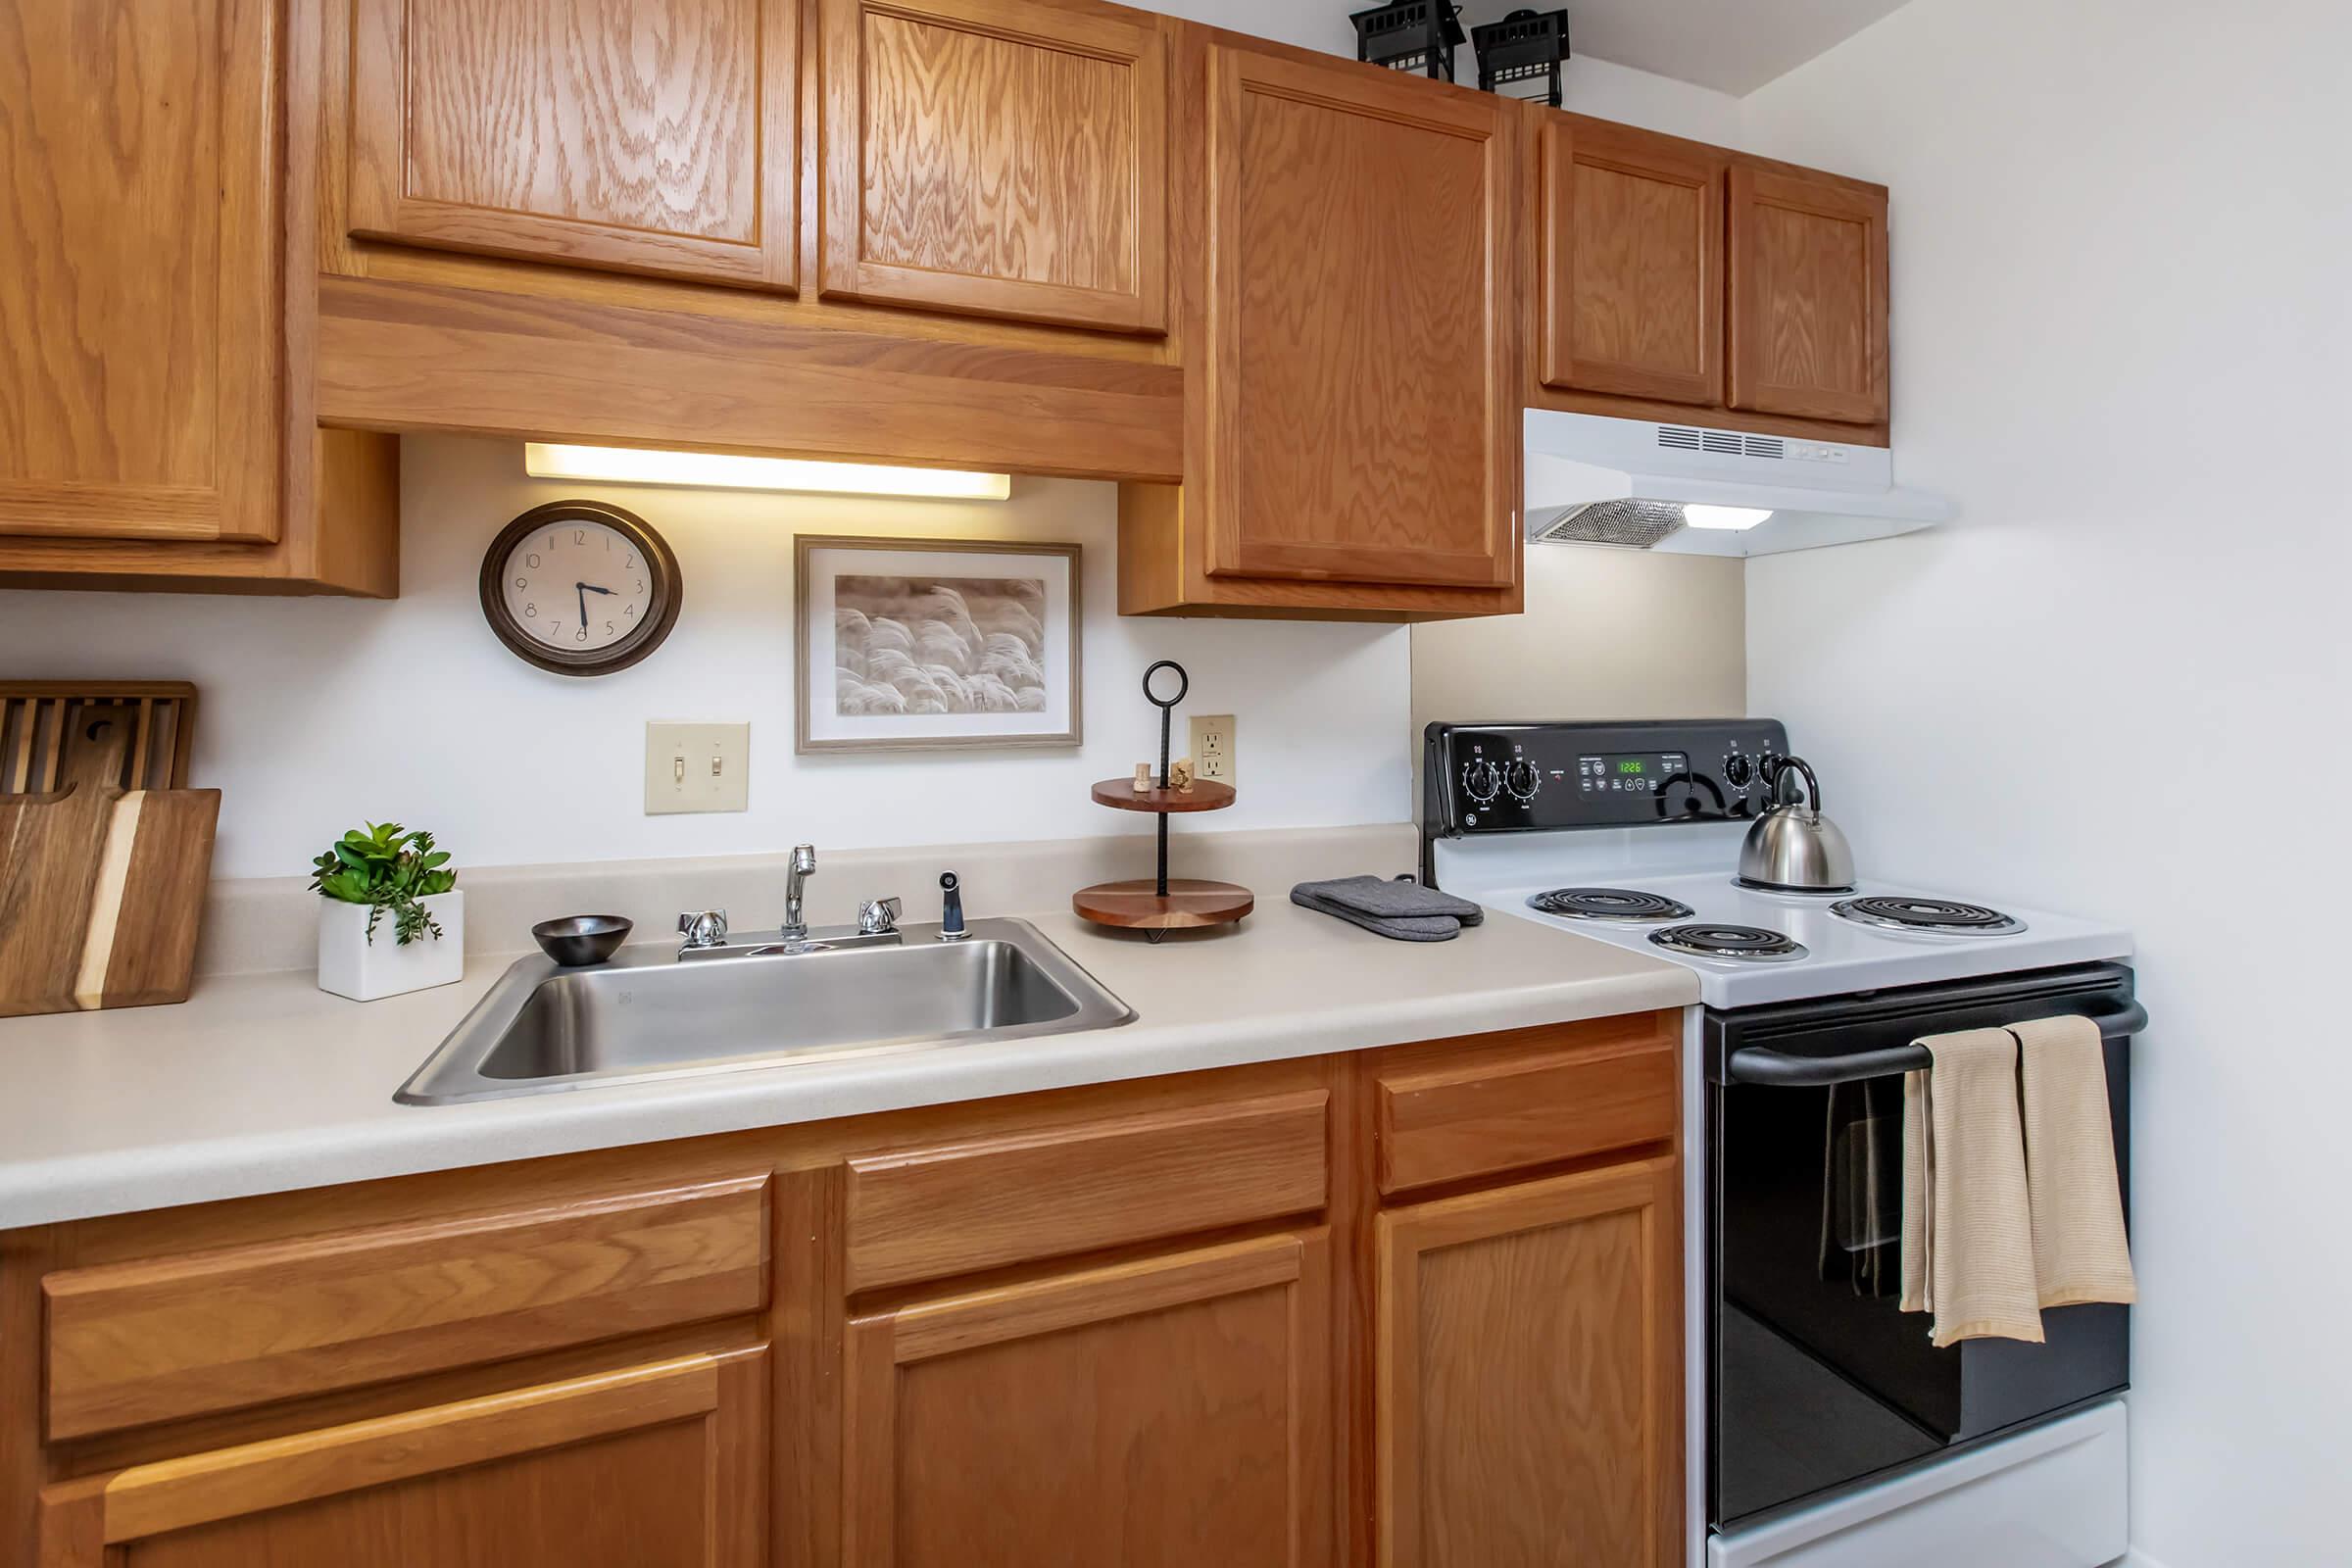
[1290,876,1485,942]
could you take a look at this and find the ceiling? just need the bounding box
[1451,0,1912,96]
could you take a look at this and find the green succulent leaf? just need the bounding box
[309,819,460,944]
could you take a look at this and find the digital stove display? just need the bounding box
[1576,752,1688,796]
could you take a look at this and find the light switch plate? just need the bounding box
[646,722,750,813]
[1190,713,1235,786]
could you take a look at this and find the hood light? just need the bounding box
[1683,504,1773,531]
[523,443,1012,501]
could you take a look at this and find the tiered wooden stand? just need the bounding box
[1073,662,1253,942]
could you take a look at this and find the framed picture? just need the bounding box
[796,535,1083,753]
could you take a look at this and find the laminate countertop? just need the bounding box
[0,898,1696,1228]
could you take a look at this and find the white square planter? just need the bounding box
[317,891,465,1002]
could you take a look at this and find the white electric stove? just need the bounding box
[1422,719,2139,1568]
[1433,821,2131,1008]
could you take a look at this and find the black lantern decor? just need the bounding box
[1472,8,1570,107]
[1349,0,1467,82]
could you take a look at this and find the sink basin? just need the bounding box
[396,917,1134,1104]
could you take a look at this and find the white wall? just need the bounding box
[0,439,1410,879]
[1740,3,2352,1563]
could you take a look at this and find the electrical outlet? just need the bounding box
[1190,714,1235,786]
[645,722,750,813]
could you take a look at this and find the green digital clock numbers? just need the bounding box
[1617,759,1646,775]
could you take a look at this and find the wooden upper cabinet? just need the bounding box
[1376,1157,1682,1568]
[1728,165,1888,424]
[1540,118,1725,406]
[1205,42,1516,590]
[818,0,1168,332]
[844,1232,1334,1565]
[36,1351,769,1568]
[0,0,279,544]
[347,0,798,290]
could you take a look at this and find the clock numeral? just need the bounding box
[625,603,636,616]
[550,619,563,636]
[574,624,588,642]
[623,553,635,568]
[523,603,537,617]
[514,575,527,590]
[605,620,615,635]
[573,529,586,545]
[636,578,646,593]
[525,552,541,569]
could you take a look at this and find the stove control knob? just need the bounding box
[1504,759,1540,801]
[1462,760,1501,804]
[1721,752,1754,791]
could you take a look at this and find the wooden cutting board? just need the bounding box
[0,712,220,1016]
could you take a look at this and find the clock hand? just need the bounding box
[580,583,616,594]
[576,583,587,626]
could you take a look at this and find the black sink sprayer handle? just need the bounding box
[939,870,966,940]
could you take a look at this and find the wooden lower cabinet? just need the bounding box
[36,1350,769,1567]
[1375,1157,1682,1568]
[2,1016,1682,1568]
[843,1233,1332,1566]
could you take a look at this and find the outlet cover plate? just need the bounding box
[1190,713,1235,786]
[646,722,750,813]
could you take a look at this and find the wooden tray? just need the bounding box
[2,682,198,794]
[1072,878,1254,940]
[1089,778,1236,813]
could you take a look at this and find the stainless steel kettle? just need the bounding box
[1739,757,1856,893]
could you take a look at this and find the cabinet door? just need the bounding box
[844,1232,1334,1565]
[1728,166,1888,424]
[36,1352,767,1567]
[348,0,797,290]
[1206,44,1516,590]
[0,0,279,543]
[1377,1157,1681,1568]
[1540,119,1725,405]
[818,0,1167,332]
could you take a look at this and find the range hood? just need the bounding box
[1523,409,1953,557]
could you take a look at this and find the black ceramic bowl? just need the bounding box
[532,915,633,967]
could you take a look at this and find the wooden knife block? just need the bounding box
[0,718,220,1017]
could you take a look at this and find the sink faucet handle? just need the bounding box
[938,870,967,940]
[858,896,902,935]
[677,908,730,950]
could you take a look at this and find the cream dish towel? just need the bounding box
[1899,1027,2046,1348]
[2013,1015,2139,1309]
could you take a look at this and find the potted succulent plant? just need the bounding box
[310,821,463,1001]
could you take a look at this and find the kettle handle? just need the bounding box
[1769,755,1823,812]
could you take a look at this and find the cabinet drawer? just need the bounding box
[1375,1022,1676,1195]
[845,1091,1328,1291]
[43,1174,770,1441]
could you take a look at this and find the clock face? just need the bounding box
[479,501,680,675]
[501,517,654,654]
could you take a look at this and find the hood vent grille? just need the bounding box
[1530,499,1687,550]
[1657,423,1788,461]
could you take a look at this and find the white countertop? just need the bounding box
[0,899,1695,1228]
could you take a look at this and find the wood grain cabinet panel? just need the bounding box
[1728,165,1888,425]
[36,1350,768,1568]
[843,1090,1328,1291]
[43,1174,771,1440]
[0,0,280,544]
[1541,119,1725,405]
[1377,1157,1681,1568]
[1206,43,1517,591]
[819,0,1168,332]
[1375,1026,1677,1196]
[348,0,798,289]
[843,1233,1334,1566]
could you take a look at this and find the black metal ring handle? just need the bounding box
[1142,659,1189,710]
[1724,1001,2149,1087]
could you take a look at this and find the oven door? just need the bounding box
[1704,963,2138,1532]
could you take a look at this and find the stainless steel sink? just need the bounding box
[396,917,1134,1104]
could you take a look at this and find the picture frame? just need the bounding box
[795,535,1083,754]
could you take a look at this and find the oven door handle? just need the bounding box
[1723,1000,2149,1087]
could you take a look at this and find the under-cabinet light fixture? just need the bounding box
[523,443,1012,501]
[1682,504,1774,531]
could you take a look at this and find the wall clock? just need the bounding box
[479,500,681,675]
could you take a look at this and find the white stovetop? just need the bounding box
[1433,823,2133,1009]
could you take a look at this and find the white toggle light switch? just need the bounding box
[646,722,750,813]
